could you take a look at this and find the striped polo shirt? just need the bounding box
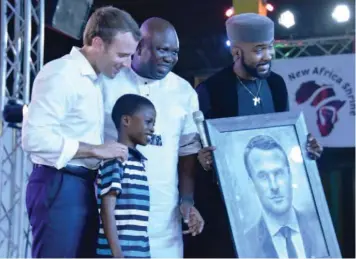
[96,147,150,258]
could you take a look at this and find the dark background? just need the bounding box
[45,0,355,76]
[42,0,355,257]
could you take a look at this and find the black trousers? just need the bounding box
[184,168,237,258]
[26,164,99,258]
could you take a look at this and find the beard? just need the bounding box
[241,53,271,79]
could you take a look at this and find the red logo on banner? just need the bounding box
[295,81,346,136]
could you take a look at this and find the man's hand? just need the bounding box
[93,141,128,162]
[180,205,204,236]
[197,146,216,171]
[306,133,323,160]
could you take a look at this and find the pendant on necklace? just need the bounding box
[253,97,261,106]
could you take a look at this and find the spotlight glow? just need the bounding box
[278,10,295,29]
[332,4,350,23]
[225,7,234,17]
[266,3,274,12]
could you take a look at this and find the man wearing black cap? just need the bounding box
[184,13,323,258]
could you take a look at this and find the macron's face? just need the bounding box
[248,148,293,216]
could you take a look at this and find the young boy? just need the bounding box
[96,94,156,258]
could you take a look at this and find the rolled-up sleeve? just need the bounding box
[178,90,202,156]
[21,71,79,169]
[98,159,123,196]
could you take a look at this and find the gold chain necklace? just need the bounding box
[236,75,262,106]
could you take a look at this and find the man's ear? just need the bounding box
[136,40,144,56]
[92,36,105,52]
[231,45,241,62]
[122,115,130,127]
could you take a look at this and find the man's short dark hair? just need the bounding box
[83,6,141,46]
[112,94,155,131]
[244,135,289,177]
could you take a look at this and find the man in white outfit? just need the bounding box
[101,17,204,257]
[22,7,140,258]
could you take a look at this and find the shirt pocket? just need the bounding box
[159,105,185,140]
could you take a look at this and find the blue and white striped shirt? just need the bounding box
[96,148,150,258]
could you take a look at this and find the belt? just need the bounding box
[33,164,97,182]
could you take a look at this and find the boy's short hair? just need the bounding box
[112,94,155,130]
[83,6,141,46]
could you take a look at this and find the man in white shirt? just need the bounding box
[22,6,141,258]
[243,135,328,258]
[101,17,204,257]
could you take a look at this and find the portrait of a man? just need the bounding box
[243,135,328,258]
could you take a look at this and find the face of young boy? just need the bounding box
[129,106,156,146]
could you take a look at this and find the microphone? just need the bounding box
[193,110,209,148]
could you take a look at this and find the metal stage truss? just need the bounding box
[0,0,44,257]
[274,35,355,59]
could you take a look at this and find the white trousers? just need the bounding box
[149,234,183,258]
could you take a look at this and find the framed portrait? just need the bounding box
[204,111,341,258]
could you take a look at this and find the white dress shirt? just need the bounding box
[22,47,104,170]
[263,208,306,258]
[101,67,201,258]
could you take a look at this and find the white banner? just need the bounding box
[272,54,355,147]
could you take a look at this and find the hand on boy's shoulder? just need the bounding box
[93,141,128,161]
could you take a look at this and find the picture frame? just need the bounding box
[203,111,341,258]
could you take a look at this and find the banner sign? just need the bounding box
[272,54,355,147]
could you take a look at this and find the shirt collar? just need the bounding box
[262,207,300,236]
[69,47,98,80]
[130,67,161,85]
[128,147,147,161]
